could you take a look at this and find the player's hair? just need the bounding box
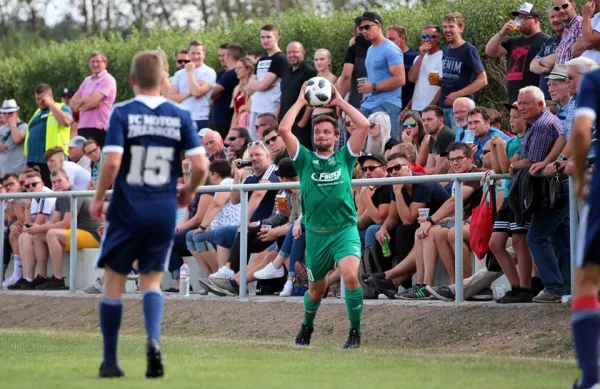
[422,105,444,119]
[209,159,232,179]
[446,141,473,158]
[312,115,339,136]
[423,24,441,34]
[35,83,52,95]
[50,167,68,178]
[226,43,244,61]
[130,50,164,90]
[391,143,418,164]
[219,43,230,49]
[262,126,279,138]
[444,12,465,28]
[43,146,65,161]
[467,107,491,122]
[261,24,279,34]
[387,25,407,40]
[2,173,18,182]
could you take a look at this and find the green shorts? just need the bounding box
[305,226,362,282]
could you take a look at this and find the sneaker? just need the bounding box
[532,289,562,303]
[197,278,210,295]
[343,328,361,349]
[254,262,285,280]
[84,278,103,294]
[496,287,533,304]
[98,362,125,378]
[145,339,164,379]
[470,287,494,301]
[367,276,397,299]
[204,278,238,296]
[198,278,226,297]
[397,285,432,300]
[208,266,235,279]
[426,285,455,302]
[295,324,314,346]
[279,280,294,297]
[164,287,179,293]
[25,275,48,289]
[36,276,67,290]
[7,278,29,290]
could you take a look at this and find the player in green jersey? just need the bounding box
[279,83,369,349]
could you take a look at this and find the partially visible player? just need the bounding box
[89,50,208,379]
[570,67,600,389]
[279,82,369,348]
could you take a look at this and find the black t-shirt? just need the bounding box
[401,49,419,109]
[372,185,393,208]
[385,137,401,152]
[343,35,372,109]
[278,62,317,124]
[391,177,450,216]
[428,126,456,157]
[501,32,550,104]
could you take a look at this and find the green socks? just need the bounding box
[345,286,363,334]
[302,291,321,327]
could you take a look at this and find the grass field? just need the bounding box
[0,329,577,389]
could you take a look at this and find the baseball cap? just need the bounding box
[546,64,568,80]
[62,88,75,98]
[197,128,211,137]
[357,153,387,166]
[68,136,87,148]
[503,102,519,111]
[275,158,297,178]
[354,12,383,26]
[511,2,540,18]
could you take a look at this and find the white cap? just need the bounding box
[198,128,211,137]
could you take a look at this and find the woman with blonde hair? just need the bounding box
[310,49,339,149]
[156,48,172,97]
[399,110,425,152]
[365,111,399,155]
[230,56,256,130]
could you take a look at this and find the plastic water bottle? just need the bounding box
[180,262,190,296]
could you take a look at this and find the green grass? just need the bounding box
[0,329,577,389]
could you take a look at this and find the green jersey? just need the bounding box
[292,143,357,231]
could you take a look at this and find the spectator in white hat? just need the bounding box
[0,99,28,175]
[198,127,211,145]
[67,135,91,172]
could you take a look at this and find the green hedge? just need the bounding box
[0,0,532,120]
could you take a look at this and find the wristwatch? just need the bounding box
[372,83,378,92]
[426,216,436,225]
[509,164,515,175]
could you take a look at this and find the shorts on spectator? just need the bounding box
[493,200,530,233]
[64,229,100,251]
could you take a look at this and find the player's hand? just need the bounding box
[292,221,303,239]
[176,185,194,208]
[375,227,389,246]
[324,84,343,109]
[297,82,310,107]
[90,197,105,222]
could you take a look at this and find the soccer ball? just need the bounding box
[304,77,333,107]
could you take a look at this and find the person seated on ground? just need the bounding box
[262,126,289,164]
[397,142,484,300]
[44,146,91,190]
[355,153,391,250]
[253,158,304,297]
[365,112,400,155]
[185,159,241,292]
[8,168,57,290]
[365,152,450,298]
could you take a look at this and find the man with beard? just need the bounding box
[417,105,454,175]
[485,2,548,104]
[278,41,317,149]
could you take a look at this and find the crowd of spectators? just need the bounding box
[1,2,596,304]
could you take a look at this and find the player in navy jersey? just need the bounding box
[89,51,208,379]
[570,68,600,389]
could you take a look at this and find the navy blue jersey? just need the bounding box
[103,95,203,226]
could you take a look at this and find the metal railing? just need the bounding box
[0,172,578,303]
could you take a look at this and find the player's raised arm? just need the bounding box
[328,85,369,155]
[279,82,309,159]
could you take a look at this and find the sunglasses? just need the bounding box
[24,181,41,189]
[247,140,269,152]
[358,24,377,32]
[177,59,191,64]
[387,163,408,174]
[264,134,279,146]
[227,136,239,142]
[402,121,417,129]
[421,34,438,39]
[361,165,383,172]
[552,3,570,11]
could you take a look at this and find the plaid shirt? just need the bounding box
[556,15,583,64]
[563,95,577,140]
[521,109,561,162]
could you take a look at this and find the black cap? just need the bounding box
[511,3,540,18]
[503,102,519,111]
[357,153,387,166]
[354,12,383,26]
[275,158,297,178]
[62,88,75,98]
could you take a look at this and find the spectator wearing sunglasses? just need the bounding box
[553,0,583,64]
[406,25,443,113]
[365,112,399,156]
[389,142,427,175]
[175,50,189,72]
[224,127,251,162]
[355,12,406,140]
[262,126,289,164]
[399,111,425,153]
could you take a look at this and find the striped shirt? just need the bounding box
[521,109,561,162]
[563,95,577,139]
[556,15,583,64]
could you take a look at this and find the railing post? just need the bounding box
[239,189,249,298]
[454,179,464,303]
[69,195,78,294]
[0,199,4,290]
[568,177,578,297]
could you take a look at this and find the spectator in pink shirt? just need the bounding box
[70,51,117,147]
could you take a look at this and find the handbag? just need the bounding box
[548,173,565,210]
[469,184,495,260]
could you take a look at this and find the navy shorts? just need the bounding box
[95,221,174,275]
[577,203,600,268]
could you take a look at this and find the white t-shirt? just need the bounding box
[411,50,443,111]
[210,177,241,230]
[63,161,91,190]
[250,51,288,114]
[31,187,56,220]
[171,64,217,121]
[582,13,600,63]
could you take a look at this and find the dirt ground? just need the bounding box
[0,294,573,358]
